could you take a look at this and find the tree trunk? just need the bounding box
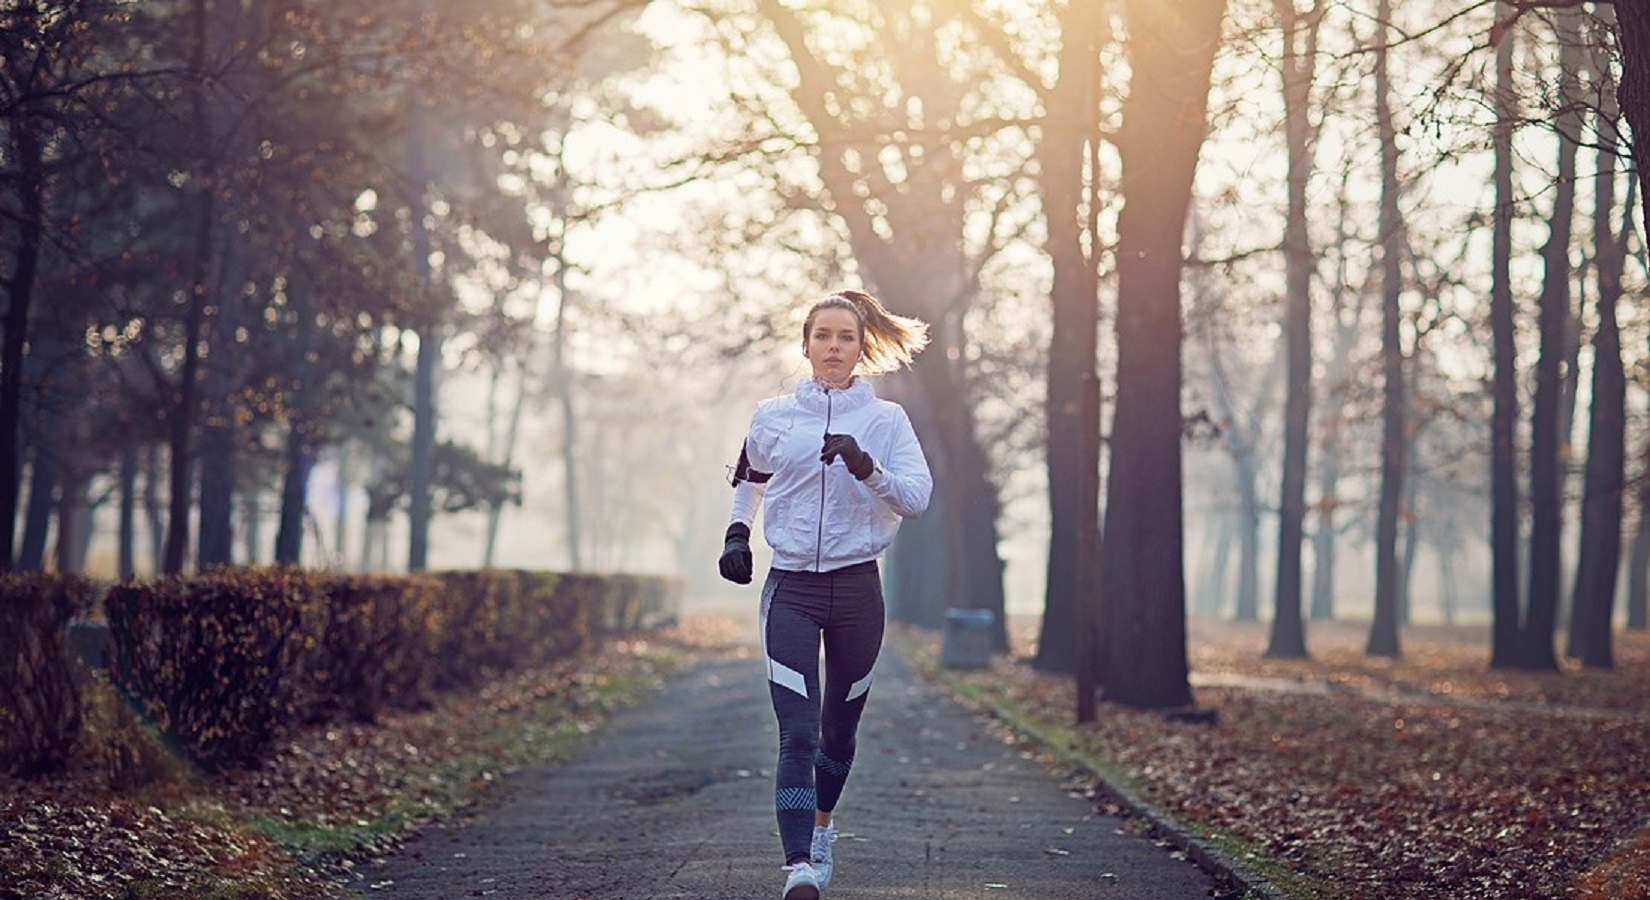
[144,444,165,573]
[552,243,583,571]
[54,473,87,575]
[1309,444,1339,620]
[1438,546,1459,625]
[119,444,137,579]
[0,120,44,573]
[18,448,55,572]
[1568,25,1626,668]
[242,493,262,564]
[1398,460,1420,625]
[1236,462,1261,622]
[1266,0,1321,661]
[275,284,318,565]
[164,0,218,576]
[1204,332,1267,624]
[274,422,313,565]
[196,218,245,570]
[1311,191,1369,623]
[18,312,79,573]
[1615,0,1650,244]
[1488,1,1523,669]
[1520,5,1582,673]
[1199,517,1233,617]
[1098,0,1224,710]
[1036,2,1104,675]
[407,100,438,573]
[1629,506,1650,630]
[895,347,1008,633]
[1367,0,1404,658]
[333,441,351,567]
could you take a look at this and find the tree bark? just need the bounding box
[1616,0,1650,244]
[1036,2,1104,677]
[1367,0,1405,658]
[1098,0,1225,709]
[333,442,351,567]
[18,443,55,573]
[1204,332,1267,624]
[1398,451,1420,625]
[275,284,317,565]
[1520,4,1582,673]
[0,118,46,574]
[1199,518,1233,617]
[895,346,1008,632]
[1609,0,1648,635]
[1266,0,1322,661]
[1568,20,1626,668]
[164,0,218,576]
[1309,443,1339,620]
[1609,0,1650,633]
[551,214,584,571]
[54,473,87,574]
[407,99,438,573]
[1488,1,1523,669]
[196,217,245,569]
[119,444,137,579]
[1630,501,1650,630]
[1236,460,1261,622]
[144,444,165,574]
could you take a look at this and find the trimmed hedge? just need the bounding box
[303,573,445,723]
[105,568,318,772]
[0,574,93,776]
[5,567,681,775]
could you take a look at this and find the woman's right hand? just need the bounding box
[719,522,753,584]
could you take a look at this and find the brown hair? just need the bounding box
[802,290,930,375]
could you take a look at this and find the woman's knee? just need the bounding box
[777,721,819,759]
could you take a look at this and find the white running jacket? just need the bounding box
[729,378,932,573]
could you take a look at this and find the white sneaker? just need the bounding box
[782,861,822,900]
[810,822,838,888]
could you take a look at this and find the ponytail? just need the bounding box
[805,290,930,375]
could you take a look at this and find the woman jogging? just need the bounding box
[719,289,933,900]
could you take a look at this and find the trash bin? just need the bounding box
[940,608,996,670]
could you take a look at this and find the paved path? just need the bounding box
[357,642,1226,899]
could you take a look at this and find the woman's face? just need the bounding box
[805,306,861,384]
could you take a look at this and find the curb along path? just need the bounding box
[358,641,1227,899]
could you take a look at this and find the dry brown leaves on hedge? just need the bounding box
[913,617,1650,900]
[0,621,751,900]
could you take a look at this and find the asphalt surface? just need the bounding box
[356,640,1228,899]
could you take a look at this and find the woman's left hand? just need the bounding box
[821,433,875,481]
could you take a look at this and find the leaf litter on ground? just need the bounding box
[899,616,1650,900]
[0,615,752,900]
[4,612,1645,900]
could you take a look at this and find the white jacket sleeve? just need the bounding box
[864,407,931,518]
[728,434,771,527]
[730,479,765,527]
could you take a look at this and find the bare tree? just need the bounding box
[1488,1,1524,669]
[1367,0,1406,658]
[1569,6,1628,668]
[1267,0,1327,660]
[1617,0,1650,242]
[1036,2,1106,680]
[1099,0,1226,709]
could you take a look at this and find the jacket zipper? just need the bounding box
[816,389,833,572]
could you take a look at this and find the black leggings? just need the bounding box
[760,561,885,866]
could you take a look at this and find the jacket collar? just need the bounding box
[795,376,875,414]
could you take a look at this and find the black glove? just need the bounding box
[821,433,874,481]
[719,522,753,584]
